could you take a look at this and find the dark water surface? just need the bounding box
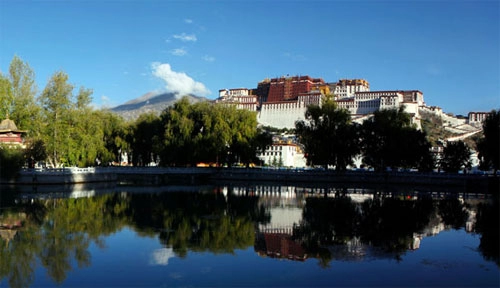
[0,183,498,287]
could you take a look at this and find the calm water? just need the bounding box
[0,183,498,287]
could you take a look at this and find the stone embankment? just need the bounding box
[12,167,118,185]
[5,167,498,194]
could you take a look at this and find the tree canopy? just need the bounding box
[295,96,359,171]
[361,107,434,172]
[0,56,130,169]
[159,98,260,167]
[440,140,472,173]
[476,110,499,173]
[8,55,40,138]
[0,56,267,170]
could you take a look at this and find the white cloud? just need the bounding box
[173,33,197,42]
[202,55,215,62]
[170,48,187,56]
[184,19,193,24]
[151,62,211,97]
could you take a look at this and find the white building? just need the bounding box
[257,92,322,129]
[336,90,425,129]
[331,79,370,99]
[219,88,250,97]
[216,88,258,111]
[257,142,306,168]
[468,112,490,125]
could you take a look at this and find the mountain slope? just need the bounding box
[110,92,208,121]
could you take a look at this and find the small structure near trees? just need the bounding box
[0,118,26,147]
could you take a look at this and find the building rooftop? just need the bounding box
[0,118,25,133]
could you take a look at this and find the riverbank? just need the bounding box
[3,167,498,194]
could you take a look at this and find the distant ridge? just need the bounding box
[110,92,208,121]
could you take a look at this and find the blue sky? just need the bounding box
[0,0,498,115]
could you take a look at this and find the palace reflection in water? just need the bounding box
[0,183,498,287]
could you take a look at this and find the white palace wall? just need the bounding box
[258,101,308,129]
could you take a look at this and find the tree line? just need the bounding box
[128,98,272,167]
[0,56,498,175]
[0,56,273,174]
[0,56,130,173]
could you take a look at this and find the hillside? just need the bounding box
[110,92,208,121]
[420,108,482,149]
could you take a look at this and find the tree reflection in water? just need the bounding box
[475,195,499,266]
[0,186,498,287]
[252,189,498,268]
[0,193,127,287]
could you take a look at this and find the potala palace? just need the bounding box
[217,76,426,129]
[216,76,490,168]
[217,76,488,130]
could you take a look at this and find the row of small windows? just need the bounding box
[338,100,380,109]
[238,98,255,103]
[356,100,380,108]
[263,103,302,110]
[260,152,282,156]
[356,94,385,100]
[470,114,487,122]
[381,98,397,105]
[267,146,283,151]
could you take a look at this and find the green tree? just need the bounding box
[252,127,273,166]
[189,101,228,165]
[475,199,499,265]
[159,98,260,167]
[67,87,104,167]
[295,96,359,171]
[39,71,74,167]
[226,106,258,166]
[75,86,92,109]
[0,144,24,179]
[24,139,48,168]
[361,107,433,171]
[130,112,163,166]
[361,107,410,171]
[440,140,472,173]
[476,110,500,173]
[97,110,129,165]
[8,55,41,138]
[160,97,197,166]
[253,127,273,154]
[0,74,13,119]
[401,128,435,171]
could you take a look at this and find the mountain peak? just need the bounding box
[122,91,159,105]
[110,92,208,121]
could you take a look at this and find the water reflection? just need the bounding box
[0,184,498,287]
[150,247,175,266]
